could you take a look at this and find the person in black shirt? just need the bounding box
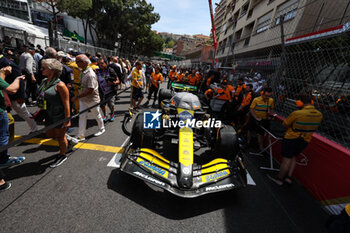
[0,48,38,133]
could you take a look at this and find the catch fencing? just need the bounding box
[0,24,116,57]
[217,0,350,149]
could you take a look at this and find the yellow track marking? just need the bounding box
[14,135,123,153]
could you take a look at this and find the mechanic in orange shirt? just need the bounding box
[187,69,198,86]
[168,65,178,88]
[143,66,163,107]
[234,77,246,103]
[233,84,253,125]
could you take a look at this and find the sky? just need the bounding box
[146,0,221,36]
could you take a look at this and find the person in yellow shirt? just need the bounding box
[89,57,99,71]
[247,87,274,151]
[66,61,81,113]
[131,61,144,110]
[268,94,322,185]
[143,67,163,107]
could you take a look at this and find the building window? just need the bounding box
[275,0,298,25]
[240,3,249,18]
[247,9,253,19]
[244,37,250,47]
[256,11,272,34]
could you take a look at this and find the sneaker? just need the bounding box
[66,141,76,153]
[66,134,79,144]
[103,116,108,122]
[110,114,115,122]
[0,157,26,168]
[284,176,293,185]
[75,136,86,142]
[50,155,67,168]
[0,182,11,192]
[94,128,105,137]
[267,174,283,186]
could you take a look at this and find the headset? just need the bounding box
[296,99,314,107]
[296,94,314,107]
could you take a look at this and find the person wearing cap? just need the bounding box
[57,51,73,87]
[89,57,99,71]
[268,94,322,186]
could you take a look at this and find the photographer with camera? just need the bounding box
[96,58,120,122]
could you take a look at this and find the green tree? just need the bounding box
[137,30,164,57]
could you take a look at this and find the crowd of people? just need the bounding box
[0,42,324,196]
[0,43,140,190]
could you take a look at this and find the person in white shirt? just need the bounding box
[71,55,105,141]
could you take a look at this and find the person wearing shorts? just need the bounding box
[247,87,274,151]
[268,94,323,185]
[131,62,144,110]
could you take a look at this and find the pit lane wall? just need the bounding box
[271,116,350,215]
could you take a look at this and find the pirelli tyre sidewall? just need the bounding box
[158,88,172,108]
[216,125,239,159]
[130,113,155,149]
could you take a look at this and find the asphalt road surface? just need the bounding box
[0,83,329,233]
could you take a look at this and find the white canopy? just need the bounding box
[0,15,48,38]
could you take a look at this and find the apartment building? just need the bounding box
[214,0,350,66]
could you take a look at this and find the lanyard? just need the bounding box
[42,79,56,93]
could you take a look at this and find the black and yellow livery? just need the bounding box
[120,92,247,198]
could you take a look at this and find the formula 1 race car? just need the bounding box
[120,92,247,198]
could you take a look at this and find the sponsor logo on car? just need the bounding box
[133,171,166,186]
[205,183,235,191]
[138,160,166,176]
[205,170,229,182]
